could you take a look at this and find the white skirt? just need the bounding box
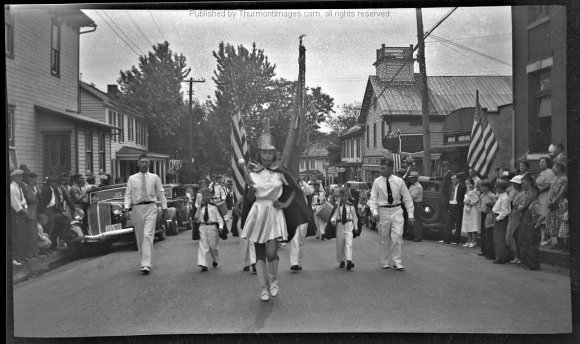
[241,199,288,243]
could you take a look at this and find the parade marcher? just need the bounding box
[536,157,555,246]
[194,187,225,271]
[407,171,423,242]
[290,179,313,272]
[477,180,497,260]
[461,178,481,248]
[38,175,69,251]
[10,169,28,266]
[369,157,415,271]
[240,124,310,301]
[492,180,511,264]
[237,198,257,274]
[439,173,466,245]
[331,186,359,270]
[311,181,327,240]
[21,170,40,260]
[124,154,168,275]
[195,179,209,210]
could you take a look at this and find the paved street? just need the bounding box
[13,226,572,337]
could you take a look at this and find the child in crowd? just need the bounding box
[492,180,511,264]
[194,187,224,272]
[331,187,359,271]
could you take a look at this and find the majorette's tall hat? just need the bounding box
[258,116,276,151]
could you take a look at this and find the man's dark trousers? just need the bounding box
[444,204,463,244]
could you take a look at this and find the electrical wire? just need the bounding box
[430,34,511,67]
[95,10,140,57]
[101,11,145,56]
[148,10,166,42]
[125,10,154,48]
[436,41,505,76]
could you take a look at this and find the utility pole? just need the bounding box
[416,8,431,176]
[184,77,205,181]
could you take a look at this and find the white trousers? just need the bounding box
[336,222,354,262]
[133,203,158,268]
[314,206,326,236]
[377,207,404,266]
[241,237,256,267]
[290,223,308,266]
[198,224,219,267]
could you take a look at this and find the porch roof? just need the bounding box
[34,104,119,130]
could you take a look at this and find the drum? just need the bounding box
[215,201,229,217]
[315,202,334,222]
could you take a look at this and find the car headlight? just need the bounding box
[112,204,124,216]
[423,206,433,215]
[73,208,85,221]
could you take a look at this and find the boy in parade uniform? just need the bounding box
[194,187,225,272]
[331,186,359,270]
[311,181,327,239]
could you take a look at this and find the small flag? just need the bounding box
[467,91,498,177]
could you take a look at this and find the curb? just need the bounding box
[12,250,67,284]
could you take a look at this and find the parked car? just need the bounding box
[66,184,167,257]
[163,184,193,235]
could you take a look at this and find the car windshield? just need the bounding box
[89,187,126,204]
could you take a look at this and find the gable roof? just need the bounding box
[340,124,364,139]
[358,75,512,124]
[80,81,145,119]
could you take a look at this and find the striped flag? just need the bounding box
[467,91,498,177]
[230,91,250,201]
[392,153,403,172]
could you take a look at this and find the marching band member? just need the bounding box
[331,186,359,270]
[240,121,310,301]
[194,187,225,272]
[311,181,327,239]
[289,179,313,272]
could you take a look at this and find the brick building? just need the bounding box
[6,7,118,177]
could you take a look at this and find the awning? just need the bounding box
[115,146,169,160]
[407,152,442,160]
[35,104,119,130]
[362,164,382,172]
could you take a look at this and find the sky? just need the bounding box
[77,6,512,124]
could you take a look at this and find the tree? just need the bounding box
[326,102,361,140]
[117,41,191,155]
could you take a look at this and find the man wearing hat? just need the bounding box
[21,169,40,259]
[124,153,169,275]
[311,180,327,239]
[368,157,415,271]
[439,173,466,245]
[38,175,70,251]
[10,169,28,266]
[407,171,423,242]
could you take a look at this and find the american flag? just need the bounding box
[392,153,403,172]
[230,90,250,201]
[467,91,498,178]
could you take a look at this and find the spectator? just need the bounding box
[492,180,511,264]
[101,174,113,186]
[548,144,556,160]
[114,177,123,184]
[439,173,466,245]
[468,169,482,189]
[10,169,28,266]
[535,157,555,245]
[38,176,69,251]
[70,174,90,213]
[553,143,566,166]
[21,170,40,260]
[478,180,497,259]
[506,175,525,264]
[519,161,530,177]
[517,174,541,270]
[558,198,569,251]
[546,161,567,250]
[407,171,423,242]
[461,178,480,248]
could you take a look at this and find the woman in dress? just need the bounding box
[461,178,480,248]
[241,125,310,302]
[545,161,568,250]
[535,157,555,245]
[517,174,541,270]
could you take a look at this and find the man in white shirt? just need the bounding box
[10,169,28,266]
[311,181,327,239]
[124,154,168,275]
[290,179,313,272]
[369,157,415,271]
[407,171,423,242]
[491,180,511,264]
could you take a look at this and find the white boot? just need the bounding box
[268,259,279,297]
[255,260,270,302]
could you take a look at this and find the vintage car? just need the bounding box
[163,184,194,235]
[66,184,167,256]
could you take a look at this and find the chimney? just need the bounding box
[107,84,118,97]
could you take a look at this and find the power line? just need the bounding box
[125,10,154,48]
[95,10,140,57]
[148,10,166,42]
[437,41,505,76]
[433,33,511,42]
[429,34,512,66]
[101,11,145,56]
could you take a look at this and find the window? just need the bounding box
[366,126,369,147]
[8,105,15,146]
[98,131,106,172]
[5,8,14,58]
[528,5,550,24]
[381,120,385,139]
[128,117,134,141]
[351,139,354,158]
[373,123,377,148]
[118,113,124,142]
[109,110,117,142]
[530,69,552,152]
[400,134,424,153]
[310,159,315,170]
[51,19,61,76]
[44,134,70,176]
[357,137,361,158]
[85,130,93,173]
